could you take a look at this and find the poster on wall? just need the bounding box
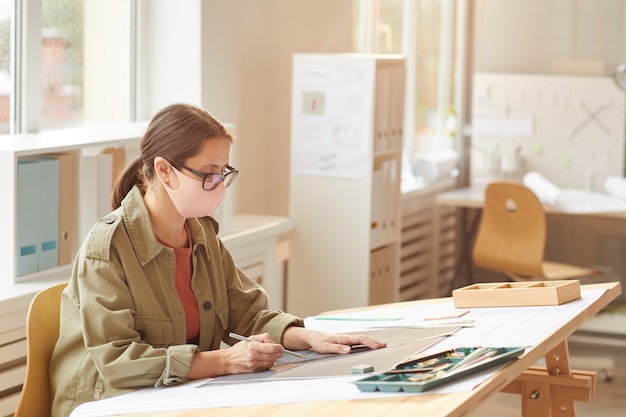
[290,54,374,179]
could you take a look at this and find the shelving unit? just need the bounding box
[0,123,144,417]
[287,53,405,317]
[1,123,148,283]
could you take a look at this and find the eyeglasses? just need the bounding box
[168,160,239,191]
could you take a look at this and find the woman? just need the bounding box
[49,103,385,417]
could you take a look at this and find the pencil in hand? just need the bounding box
[228,332,306,359]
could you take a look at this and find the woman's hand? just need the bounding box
[220,332,285,374]
[282,327,387,354]
[187,332,284,379]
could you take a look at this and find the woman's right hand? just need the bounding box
[187,333,285,379]
[221,332,285,374]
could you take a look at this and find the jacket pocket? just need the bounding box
[213,298,229,339]
[135,316,174,348]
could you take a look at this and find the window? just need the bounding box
[41,0,84,129]
[0,0,11,134]
[355,0,458,186]
[1,0,132,134]
[355,0,404,53]
[411,0,456,154]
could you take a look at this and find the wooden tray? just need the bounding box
[452,280,581,308]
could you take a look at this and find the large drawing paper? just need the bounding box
[202,327,459,384]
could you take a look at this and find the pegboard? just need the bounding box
[471,73,626,191]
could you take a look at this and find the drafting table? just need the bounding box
[75,282,621,417]
[436,184,626,292]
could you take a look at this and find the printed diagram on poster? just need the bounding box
[291,57,375,179]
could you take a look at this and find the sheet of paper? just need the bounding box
[204,327,459,383]
[419,289,603,355]
[71,367,506,417]
[554,189,626,213]
[304,304,477,333]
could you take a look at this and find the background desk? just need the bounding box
[436,184,626,218]
[84,282,621,417]
[437,185,626,304]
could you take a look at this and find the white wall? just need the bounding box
[136,0,203,118]
[200,0,354,216]
[83,0,132,124]
[473,0,626,76]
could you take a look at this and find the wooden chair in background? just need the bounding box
[14,282,67,417]
[472,181,600,281]
[471,182,614,381]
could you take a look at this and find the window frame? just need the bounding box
[4,0,138,135]
[356,0,460,177]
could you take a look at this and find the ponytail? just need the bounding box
[111,157,145,210]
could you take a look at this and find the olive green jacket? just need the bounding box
[49,186,303,417]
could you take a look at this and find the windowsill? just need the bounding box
[0,121,149,154]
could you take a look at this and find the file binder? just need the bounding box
[16,159,40,276]
[55,152,79,265]
[38,157,60,270]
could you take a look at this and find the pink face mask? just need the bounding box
[159,164,225,218]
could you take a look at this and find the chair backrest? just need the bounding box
[14,282,67,417]
[472,182,546,278]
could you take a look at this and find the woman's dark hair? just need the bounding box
[111,103,235,209]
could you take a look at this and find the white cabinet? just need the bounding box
[220,214,294,311]
[400,178,458,301]
[287,54,405,317]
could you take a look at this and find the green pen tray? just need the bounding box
[353,346,526,393]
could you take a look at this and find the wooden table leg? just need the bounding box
[544,341,576,417]
[520,380,551,416]
[502,340,596,417]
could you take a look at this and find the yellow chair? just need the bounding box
[472,182,600,281]
[14,282,67,417]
